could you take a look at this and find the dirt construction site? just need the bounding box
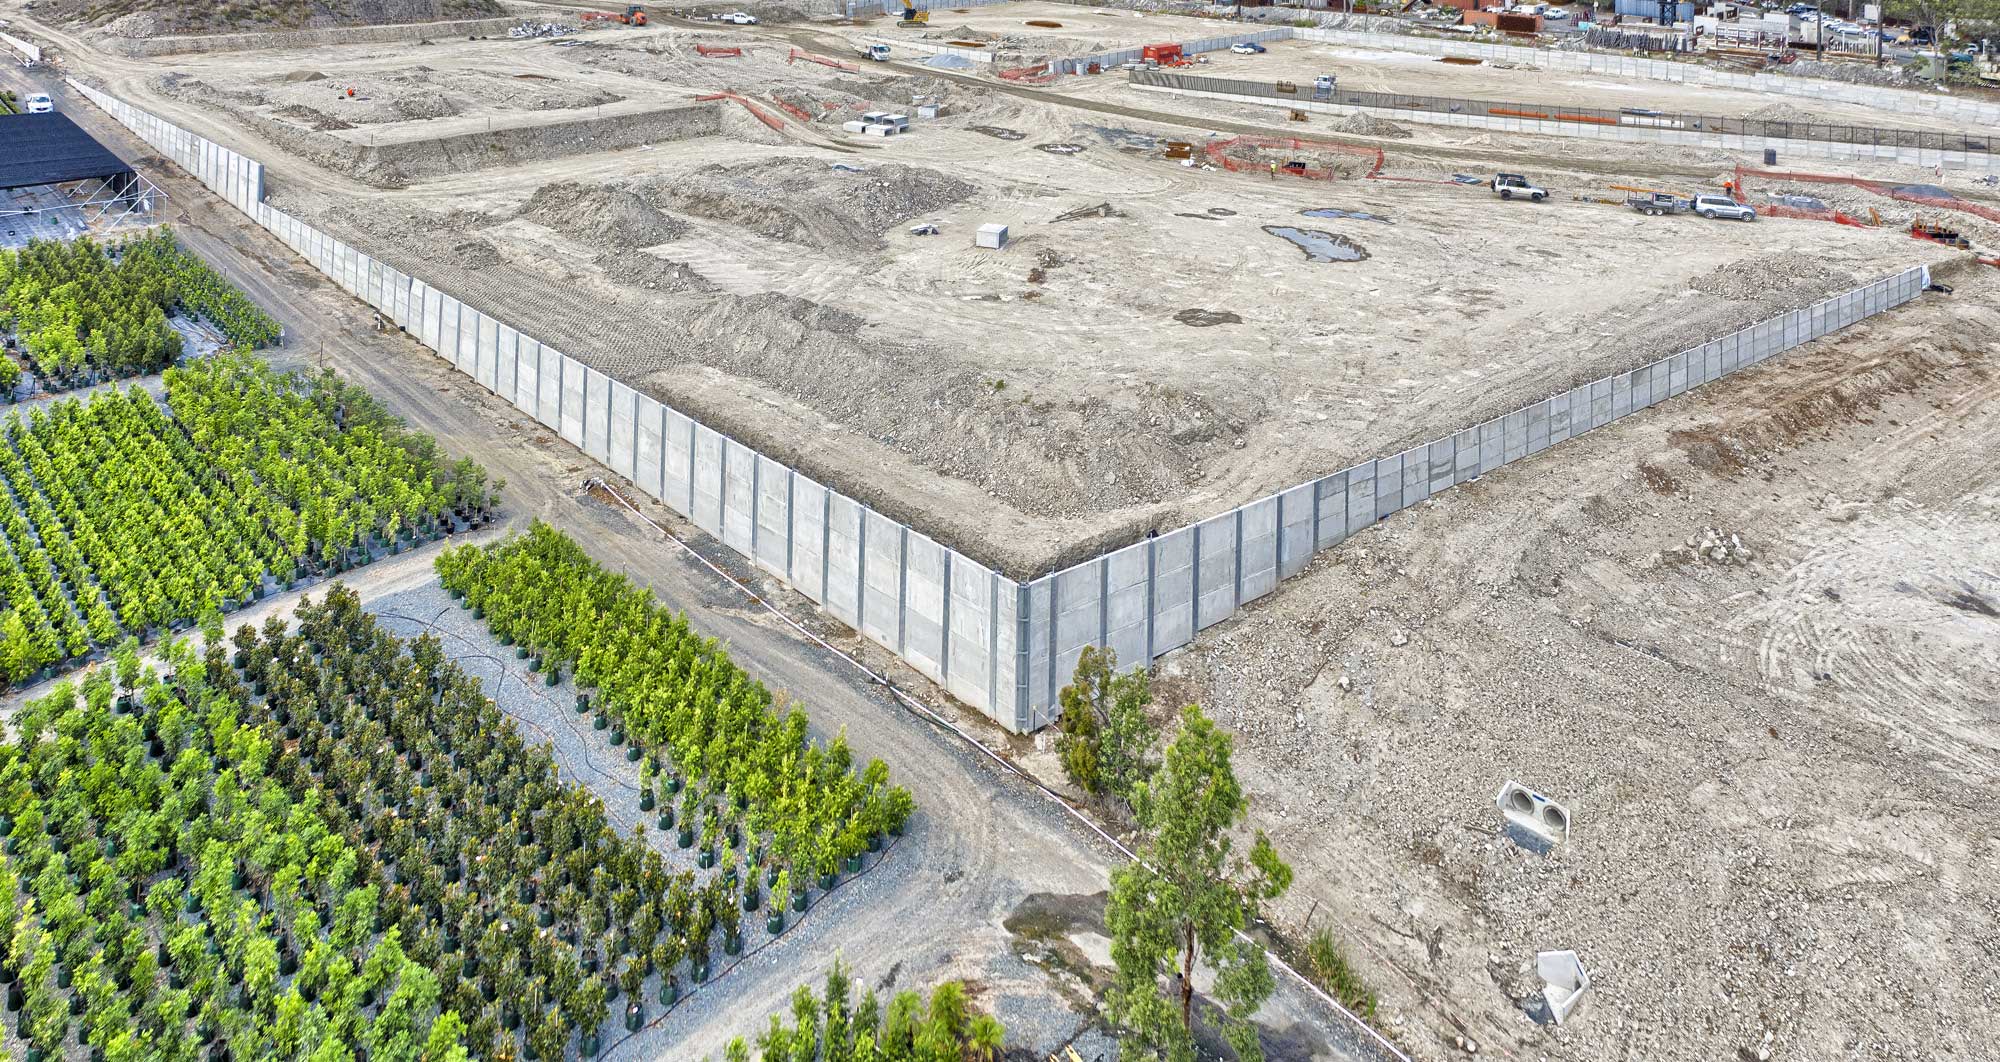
[11,0,1998,1058]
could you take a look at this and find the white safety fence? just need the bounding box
[65,79,1932,736]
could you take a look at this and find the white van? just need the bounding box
[23,94,53,114]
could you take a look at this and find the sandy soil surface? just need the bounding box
[1139,260,2000,1062]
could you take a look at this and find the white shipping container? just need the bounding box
[975,223,1008,249]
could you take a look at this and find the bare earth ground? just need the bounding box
[1135,261,2000,1062]
[44,14,1964,577]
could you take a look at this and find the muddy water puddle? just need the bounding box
[1263,226,1370,262]
[1302,206,1394,224]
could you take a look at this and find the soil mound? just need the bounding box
[518,182,689,249]
[644,158,976,253]
[59,0,502,35]
[1334,112,1413,139]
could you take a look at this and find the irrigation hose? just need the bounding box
[577,478,1413,1062]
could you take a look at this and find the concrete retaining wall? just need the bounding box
[866,36,996,63]
[1055,28,1292,75]
[0,32,41,63]
[66,79,1931,735]
[98,16,524,57]
[1131,79,2000,174]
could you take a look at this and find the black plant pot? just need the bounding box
[640,790,655,812]
[625,1001,643,1031]
[656,809,673,831]
[766,910,784,934]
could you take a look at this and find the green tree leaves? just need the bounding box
[1055,646,1157,811]
[1107,706,1292,1062]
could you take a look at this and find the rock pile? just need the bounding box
[1682,527,1755,564]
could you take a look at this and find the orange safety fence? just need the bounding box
[788,47,859,72]
[997,63,1058,84]
[1735,164,2000,227]
[771,97,813,122]
[694,92,786,131]
[1203,134,1385,181]
[695,44,744,57]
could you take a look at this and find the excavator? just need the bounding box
[898,4,929,26]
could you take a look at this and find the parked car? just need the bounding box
[1544,7,1570,18]
[718,11,758,24]
[22,93,53,114]
[1692,194,1756,221]
[1230,42,1266,54]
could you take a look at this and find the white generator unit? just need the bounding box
[974,223,1008,250]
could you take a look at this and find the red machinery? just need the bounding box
[1142,42,1184,65]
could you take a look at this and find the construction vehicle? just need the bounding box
[898,5,930,26]
[859,43,891,61]
[1910,219,1970,249]
[622,4,647,25]
[1626,191,1691,216]
[1491,173,1548,201]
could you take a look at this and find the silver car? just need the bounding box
[1693,194,1757,221]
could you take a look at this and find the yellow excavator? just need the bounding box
[898,4,929,26]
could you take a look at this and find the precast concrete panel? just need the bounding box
[823,492,865,626]
[1195,513,1238,631]
[419,283,443,351]
[945,554,995,711]
[720,438,755,554]
[1667,352,1688,397]
[1374,452,1404,518]
[585,369,612,464]
[1104,540,1150,668]
[1150,527,1195,654]
[535,347,562,430]
[789,475,829,605]
[1451,429,1479,484]
[1315,471,1351,547]
[495,326,519,405]
[663,409,695,515]
[608,381,637,482]
[1503,409,1529,463]
[1344,460,1378,532]
[559,358,586,448]
[682,424,721,536]
[993,580,1022,731]
[477,314,500,392]
[1590,378,1613,428]
[860,510,903,649]
[1239,496,1279,602]
[1477,418,1504,473]
[436,296,463,368]
[1021,577,1054,729]
[901,532,947,682]
[635,395,665,503]
[1526,402,1550,455]
[511,337,540,414]
[1051,561,1102,698]
[1547,392,1573,446]
[1426,439,1456,497]
[1277,483,1315,579]
[1722,329,1744,375]
[753,456,790,577]
[1398,445,1429,506]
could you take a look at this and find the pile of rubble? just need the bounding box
[508,20,576,39]
[1681,527,1755,565]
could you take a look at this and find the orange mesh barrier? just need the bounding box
[1203,135,1385,180]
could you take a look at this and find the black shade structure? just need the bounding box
[0,111,133,190]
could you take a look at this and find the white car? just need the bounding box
[23,93,53,114]
[1229,42,1266,54]
[719,11,758,24]
[1543,7,1569,18]
[1692,194,1756,221]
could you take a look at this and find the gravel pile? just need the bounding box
[642,158,976,253]
[1334,112,1414,139]
[519,180,690,249]
[1740,102,1826,124]
[1687,251,1856,306]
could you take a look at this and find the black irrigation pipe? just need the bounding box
[375,600,910,1060]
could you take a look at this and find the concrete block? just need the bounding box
[635,394,665,503]
[608,380,637,482]
[690,425,724,538]
[1496,780,1571,845]
[754,455,790,577]
[860,510,903,648]
[1538,951,1591,1025]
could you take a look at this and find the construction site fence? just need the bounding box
[1010,264,1930,731]
[1133,70,1995,154]
[1289,26,2000,129]
[62,81,1933,737]
[1051,28,1291,75]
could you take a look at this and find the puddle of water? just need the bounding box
[1302,206,1394,224]
[1207,207,1237,216]
[1088,125,1157,151]
[1036,143,1086,155]
[1263,226,1369,263]
[972,125,1026,141]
